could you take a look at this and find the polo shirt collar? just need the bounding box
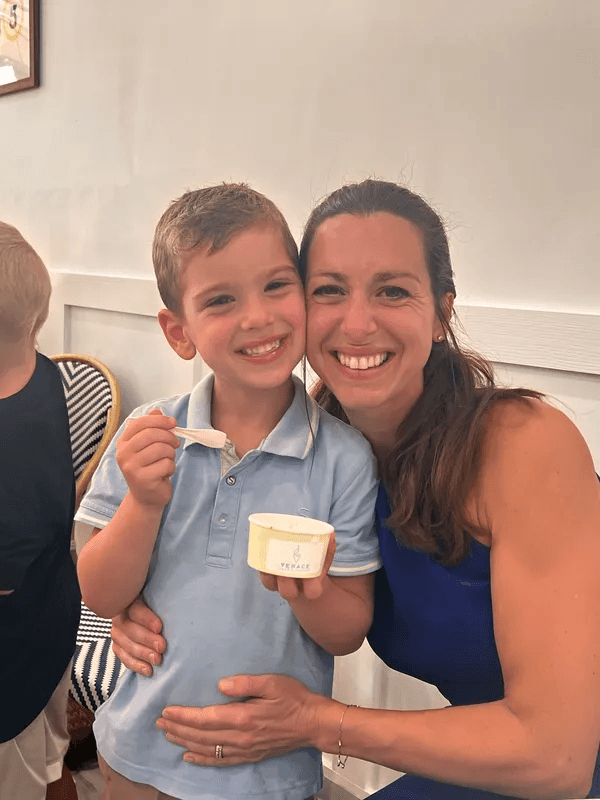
[185,372,215,434]
[261,375,320,460]
[184,373,319,460]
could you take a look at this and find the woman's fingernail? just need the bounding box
[162,708,173,719]
[151,653,160,665]
[143,667,152,677]
[156,719,166,729]
[184,754,195,763]
[219,679,233,692]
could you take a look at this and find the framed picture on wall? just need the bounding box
[0,0,40,96]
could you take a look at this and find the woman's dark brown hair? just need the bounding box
[299,179,541,565]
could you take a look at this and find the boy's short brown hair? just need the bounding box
[0,222,51,343]
[152,183,298,314]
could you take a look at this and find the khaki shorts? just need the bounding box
[98,753,178,800]
[0,662,71,800]
[98,753,317,800]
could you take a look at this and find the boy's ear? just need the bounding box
[158,309,196,361]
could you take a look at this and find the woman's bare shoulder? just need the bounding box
[476,396,598,532]
[482,396,589,462]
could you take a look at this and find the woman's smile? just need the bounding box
[334,351,391,371]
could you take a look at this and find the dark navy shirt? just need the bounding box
[0,353,80,742]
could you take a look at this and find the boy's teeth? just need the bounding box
[336,352,389,370]
[242,339,282,356]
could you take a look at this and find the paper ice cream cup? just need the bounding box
[247,513,333,578]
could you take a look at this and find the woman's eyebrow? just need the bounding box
[374,271,421,283]
[308,271,347,282]
[309,270,421,284]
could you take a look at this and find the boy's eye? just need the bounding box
[205,295,233,308]
[265,280,289,291]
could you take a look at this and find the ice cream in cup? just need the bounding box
[247,513,334,578]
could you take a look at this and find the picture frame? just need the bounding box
[0,0,40,97]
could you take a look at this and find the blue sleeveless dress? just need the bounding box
[367,486,600,798]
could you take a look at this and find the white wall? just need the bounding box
[3,1,599,795]
[2,1,599,310]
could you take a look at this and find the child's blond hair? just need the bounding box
[152,183,298,314]
[0,222,51,343]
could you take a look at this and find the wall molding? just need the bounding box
[42,272,159,355]
[42,271,600,378]
[456,304,600,377]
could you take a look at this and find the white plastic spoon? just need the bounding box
[173,427,227,449]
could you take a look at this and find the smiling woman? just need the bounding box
[300,182,506,564]
[303,212,448,446]
[113,179,600,800]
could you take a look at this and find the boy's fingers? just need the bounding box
[323,535,336,572]
[300,577,325,600]
[120,427,180,455]
[157,458,177,478]
[132,458,176,483]
[259,572,278,592]
[128,443,177,469]
[275,576,300,601]
[122,413,177,441]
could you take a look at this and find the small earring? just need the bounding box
[436,335,444,342]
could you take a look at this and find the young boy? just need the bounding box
[76,184,380,800]
[0,222,80,797]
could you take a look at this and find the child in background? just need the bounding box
[0,222,80,798]
[76,184,380,800]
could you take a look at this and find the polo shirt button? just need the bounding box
[219,514,227,525]
[226,475,236,486]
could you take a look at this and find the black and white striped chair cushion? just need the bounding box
[56,360,114,479]
[70,602,125,713]
[53,357,122,713]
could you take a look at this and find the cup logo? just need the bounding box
[264,539,324,576]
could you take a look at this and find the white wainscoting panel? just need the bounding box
[39,272,209,418]
[67,306,196,419]
[324,642,449,797]
[493,363,600,470]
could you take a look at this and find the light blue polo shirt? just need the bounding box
[76,374,380,800]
